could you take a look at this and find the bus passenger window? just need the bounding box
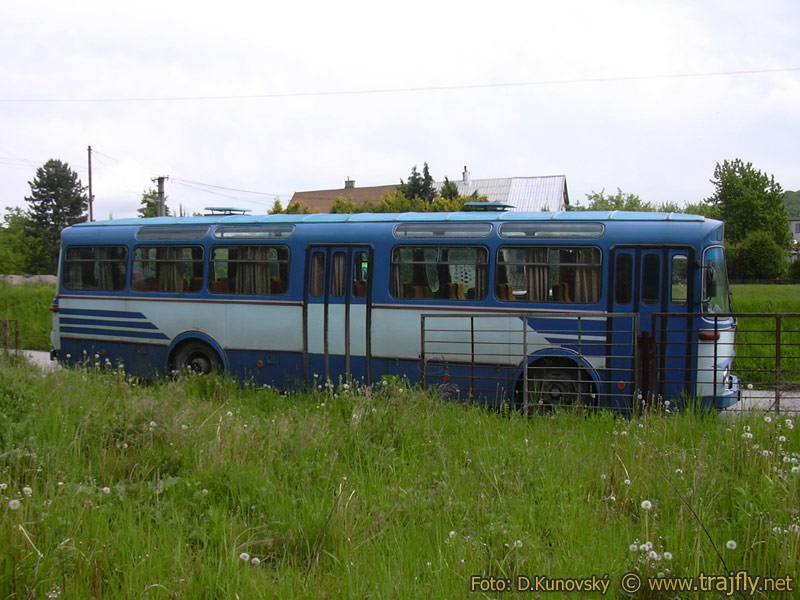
[614,254,632,304]
[671,255,688,306]
[642,254,660,305]
[63,246,127,292]
[132,246,203,293]
[390,246,487,301]
[209,245,289,295]
[497,246,601,303]
[353,251,368,298]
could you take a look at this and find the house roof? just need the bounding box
[290,184,399,213]
[439,175,569,212]
[290,174,569,213]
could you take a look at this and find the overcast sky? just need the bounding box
[1,0,798,220]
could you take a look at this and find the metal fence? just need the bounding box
[421,311,800,414]
[652,313,800,414]
[420,312,639,413]
[1,319,21,356]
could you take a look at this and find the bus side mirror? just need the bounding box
[702,266,718,303]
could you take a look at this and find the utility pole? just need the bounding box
[153,176,168,217]
[87,145,94,221]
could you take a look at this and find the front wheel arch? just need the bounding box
[166,333,227,375]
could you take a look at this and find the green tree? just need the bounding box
[24,159,88,273]
[683,202,722,220]
[137,187,170,218]
[728,230,786,280]
[283,199,312,214]
[574,189,654,211]
[0,207,34,274]
[398,163,436,203]
[268,198,284,214]
[440,177,460,200]
[705,159,790,246]
[784,190,800,219]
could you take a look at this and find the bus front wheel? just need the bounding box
[171,341,221,375]
[518,358,595,412]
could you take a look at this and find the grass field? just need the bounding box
[1,357,798,598]
[0,282,54,351]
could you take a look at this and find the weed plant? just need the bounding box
[1,357,798,598]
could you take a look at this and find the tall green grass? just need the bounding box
[1,358,798,598]
[0,282,54,351]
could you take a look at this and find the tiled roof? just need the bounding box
[291,184,399,212]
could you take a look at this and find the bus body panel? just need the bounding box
[51,211,740,411]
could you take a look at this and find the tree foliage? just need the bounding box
[727,230,787,280]
[705,159,790,247]
[24,159,88,273]
[784,190,800,219]
[398,163,436,203]
[330,191,482,214]
[0,207,33,274]
[137,187,171,218]
[440,177,460,201]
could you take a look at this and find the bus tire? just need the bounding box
[517,358,595,412]
[170,340,221,375]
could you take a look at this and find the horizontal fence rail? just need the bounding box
[653,313,800,414]
[420,311,639,414]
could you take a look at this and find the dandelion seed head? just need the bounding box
[250,557,260,566]
[764,416,772,424]
[514,539,522,548]
[226,411,233,417]
[101,487,111,495]
[641,500,652,511]
[726,540,737,550]
[648,550,658,560]
[8,499,20,510]
[0,483,6,491]
[624,479,631,486]
[663,551,673,560]
[791,466,800,474]
[239,552,250,562]
[630,543,639,552]
[449,530,456,539]
[22,486,32,496]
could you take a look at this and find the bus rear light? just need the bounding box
[699,331,720,341]
[49,305,58,313]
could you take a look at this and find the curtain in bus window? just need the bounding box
[573,248,600,303]
[97,247,114,290]
[66,254,82,289]
[234,247,272,295]
[331,252,347,297]
[526,248,549,302]
[158,247,184,292]
[310,252,325,297]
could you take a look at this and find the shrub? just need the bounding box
[734,230,786,280]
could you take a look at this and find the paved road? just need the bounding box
[15,350,800,415]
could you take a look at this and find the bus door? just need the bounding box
[303,245,372,387]
[611,247,693,406]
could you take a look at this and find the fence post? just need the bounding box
[775,315,781,414]
[420,315,426,390]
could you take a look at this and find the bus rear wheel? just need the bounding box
[171,341,221,375]
[517,358,594,412]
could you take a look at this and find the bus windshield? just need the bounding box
[703,246,731,314]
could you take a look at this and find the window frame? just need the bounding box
[389,244,489,301]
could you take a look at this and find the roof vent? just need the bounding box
[203,207,252,216]
[462,166,470,185]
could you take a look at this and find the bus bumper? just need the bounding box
[703,374,741,410]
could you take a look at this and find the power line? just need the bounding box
[1,66,798,103]
[171,177,291,199]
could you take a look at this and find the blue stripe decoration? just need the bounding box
[60,308,148,319]
[59,317,159,330]
[60,326,169,340]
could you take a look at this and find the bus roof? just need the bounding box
[74,211,709,228]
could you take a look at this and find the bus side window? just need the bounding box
[353,251,368,298]
[615,254,632,304]
[671,254,688,306]
[642,254,660,305]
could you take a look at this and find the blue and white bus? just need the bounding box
[50,209,740,411]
